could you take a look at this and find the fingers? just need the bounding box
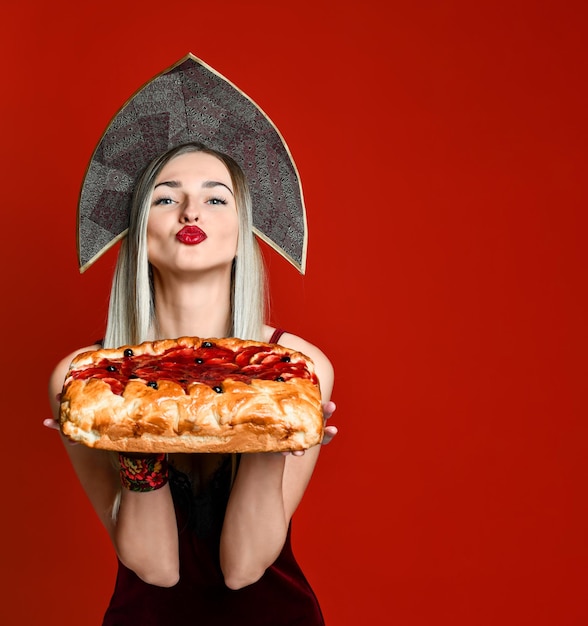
[322,401,336,421]
[321,425,338,446]
[43,418,79,446]
[320,401,338,446]
[281,449,306,457]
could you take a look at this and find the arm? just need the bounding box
[48,349,180,587]
[219,336,335,589]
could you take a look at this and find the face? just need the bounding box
[147,151,239,277]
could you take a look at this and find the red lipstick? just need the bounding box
[176,225,207,245]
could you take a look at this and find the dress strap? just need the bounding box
[269,328,287,344]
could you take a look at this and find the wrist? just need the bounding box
[118,452,169,492]
[238,452,285,479]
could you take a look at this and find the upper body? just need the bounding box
[48,144,335,594]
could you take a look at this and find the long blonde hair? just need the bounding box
[103,142,267,348]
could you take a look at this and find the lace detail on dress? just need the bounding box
[169,456,234,537]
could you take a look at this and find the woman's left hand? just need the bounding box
[321,401,338,445]
[282,400,338,457]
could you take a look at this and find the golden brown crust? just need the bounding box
[59,336,324,453]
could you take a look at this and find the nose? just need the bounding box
[180,202,199,223]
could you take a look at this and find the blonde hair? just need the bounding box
[103,142,267,348]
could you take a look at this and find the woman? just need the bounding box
[47,142,336,625]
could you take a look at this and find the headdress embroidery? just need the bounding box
[78,53,308,273]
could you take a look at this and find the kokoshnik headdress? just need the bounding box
[78,53,308,274]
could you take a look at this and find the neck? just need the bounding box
[151,268,233,340]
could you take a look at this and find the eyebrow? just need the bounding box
[154,180,234,195]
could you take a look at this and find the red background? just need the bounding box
[2,1,587,624]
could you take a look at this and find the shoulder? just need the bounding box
[264,327,334,402]
[48,343,102,408]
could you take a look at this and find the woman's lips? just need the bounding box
[176,225,207,245]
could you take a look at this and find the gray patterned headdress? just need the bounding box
[78,53,308,273]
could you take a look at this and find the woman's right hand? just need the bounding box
[43,417,60,432]
[44,393,79,445]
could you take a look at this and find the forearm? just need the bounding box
[113,456,179,587]
[220,453,288,589]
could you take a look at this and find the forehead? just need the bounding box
[156,151,232,183]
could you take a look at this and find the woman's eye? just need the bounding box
[207,197,228,206]
[153,197,175,206]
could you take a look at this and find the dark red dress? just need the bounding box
[102,329,325,625]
